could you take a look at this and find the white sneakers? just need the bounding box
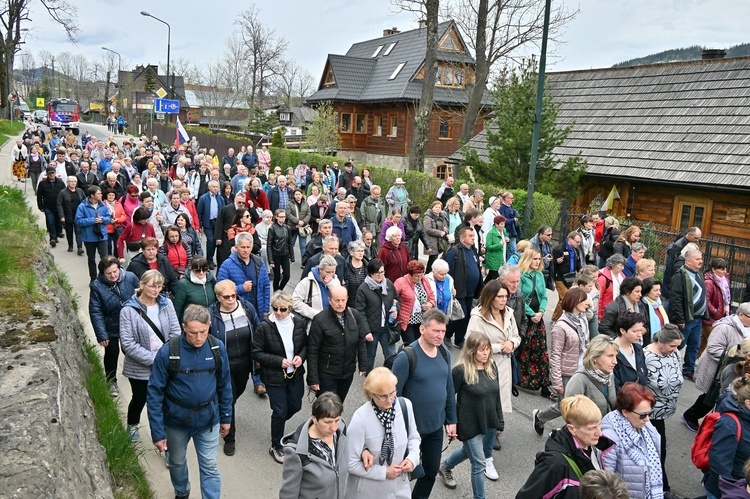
[484,457,499,480]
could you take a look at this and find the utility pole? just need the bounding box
[523,0,552,235]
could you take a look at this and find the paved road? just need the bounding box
[2,122,707,498]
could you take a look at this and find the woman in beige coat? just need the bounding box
[466,280,521,413]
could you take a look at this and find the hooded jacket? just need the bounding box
[173,269,217,322]
[75,197,112,242]
[88,268,140,341]
[706,393,750,497]
[516,426,614,499]
[694,315,746,393]
[215,251,271,317]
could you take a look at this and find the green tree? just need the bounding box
[247,106,279,135]
[271,128,285,149]
[306,101,340,154]
[464,59,586,199]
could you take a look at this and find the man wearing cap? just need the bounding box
[337,161,354,191]
[385,177,411,217]
[37,167,66,247]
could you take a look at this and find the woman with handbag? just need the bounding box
[119,270,181,441]
[423,201,449,272]
[355,259,399,374]
[346,368,421,499]
[394,260,436,344]
[516,250,552,397]
[438,331,504,495]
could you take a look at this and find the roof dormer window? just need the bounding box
[389,62,406,80]
[383,42,397,56]
[372,45,384,57]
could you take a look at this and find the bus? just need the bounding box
[47,98,80,135]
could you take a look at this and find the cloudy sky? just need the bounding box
[23,0,750,80]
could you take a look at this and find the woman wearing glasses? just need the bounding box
[252,291,307,464]
[600,382,663,499]
[346,367,421,498]
[173,257,217,323]
[208,279,262,456]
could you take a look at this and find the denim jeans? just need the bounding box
[205,220,216,263]
[413,428,444,499]
[680,317,703,373]
[165,423,221,499]
[43,208,62,240]
[366,327,397,373]
[443,432,489,499]
[507,237,517,259]
[290,231,307,260]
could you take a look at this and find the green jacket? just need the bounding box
[484,226,507,271]
[173,269,218,322]
[520,270,549,317]
[360,195,387,240]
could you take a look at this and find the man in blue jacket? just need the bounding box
[147,304,232,499]
[197,180,226,269]
[75,185,111,281]
[498,191,522,257]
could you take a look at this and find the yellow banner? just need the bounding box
[90,103,104,111]
[36,97,45,107]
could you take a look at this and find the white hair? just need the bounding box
[385,226,402,241]
[431,259,449,273]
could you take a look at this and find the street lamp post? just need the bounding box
[140,11,171,100]
[101,46,121,115]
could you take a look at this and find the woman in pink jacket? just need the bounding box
[394,260,436,344]
[532,288,591,435]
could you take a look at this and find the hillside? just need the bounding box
[613,43,750,67]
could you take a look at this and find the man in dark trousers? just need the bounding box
[551,231,582,321]
[198,180,226,270]
[662,226,702,300]
[56,175,86,254]
[445,226,483,348]
[37,167,66,247]
[214,192,246,268]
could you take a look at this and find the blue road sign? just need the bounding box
[155,98,180,114]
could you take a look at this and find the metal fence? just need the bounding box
[561,207,749,306]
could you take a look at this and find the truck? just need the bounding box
[47,98,80,135]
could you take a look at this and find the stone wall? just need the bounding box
[0,251,113,498]
[341,151,446,173]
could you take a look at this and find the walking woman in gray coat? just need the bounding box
[279,392,348,499]
[119,270,181,441]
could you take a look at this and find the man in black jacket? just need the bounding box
[76,161,98,192]
[662,226,702,300]
[37,167,65,246]
[57,175,86,254]
[306,285,367,403]
[214,192,245,268]
[551,231,582,320]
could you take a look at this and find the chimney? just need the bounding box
[383,27,400,37]
[418,19,427,29]
[701,49,726,60]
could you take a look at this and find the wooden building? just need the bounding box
[452,56,750,244]
[305,21,491,171]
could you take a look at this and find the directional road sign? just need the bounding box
[155,98,180,114]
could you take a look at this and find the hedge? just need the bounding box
[269,147,560,239]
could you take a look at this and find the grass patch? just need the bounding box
[49,266,80,311]
[0,186,44,320]
[83,341,154,499]
[0,119,26,143]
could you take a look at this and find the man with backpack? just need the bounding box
[147,304,233,499]
[662,226,702,300]
[392,308,457,499]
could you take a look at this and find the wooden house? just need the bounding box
[451,56,750,244]
[305,21,491,171]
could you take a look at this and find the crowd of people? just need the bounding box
[14,124,750,499]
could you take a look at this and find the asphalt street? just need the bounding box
[2,121,707,498]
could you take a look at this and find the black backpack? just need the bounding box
[383,343,449,377]
[167,335,222,376]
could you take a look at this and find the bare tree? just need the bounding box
[444,0,578,143]
[235,6,288,107]
[100,51,116,115]
[15,49,33,96]
[275,59,315,107]
[170,56,201,86]
[0,0,79,117]
[56,50,73,93]
[70,53,88,100]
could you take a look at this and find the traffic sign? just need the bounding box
[155,87,167,99]
[155,98,180,114]
[36,97,45,107]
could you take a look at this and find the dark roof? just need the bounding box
[451,57,750,190]
[306,21,488,107]
[547,57,750,189]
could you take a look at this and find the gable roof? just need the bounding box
[450,57,750,190]
[306,21,487,107]
[547,57,750,189]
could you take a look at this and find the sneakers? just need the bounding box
[681,412,699,432]
[533,409,545,436]
[224,441,236,456]
[127,424,139,442]
[269,446,284,464]
[439,465,457,489]
[484,457,499,481]
[109,382,119,397]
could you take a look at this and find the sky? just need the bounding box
[21,0,750,81]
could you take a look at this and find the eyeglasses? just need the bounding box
[372,390,397,402]
[630,410,650,420]
[143,283,161,289]
[243,214,252,218]
[272,306,289,313]
[194,267,208,273]
[220,294,237,300]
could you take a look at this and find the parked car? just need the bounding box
[32,110,48,123]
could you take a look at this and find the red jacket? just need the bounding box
[394,275,436,331]
[593,220,605,250]
[704,273,728,326]
[117,220,156,258]
[246,188,270,212]
[181,198,201,231]
[597,267,617,320]
[377,241,410,284]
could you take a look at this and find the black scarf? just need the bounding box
[372,400,396,465]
